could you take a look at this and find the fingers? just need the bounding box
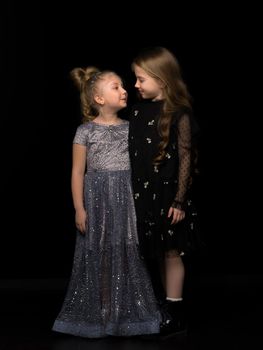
[167,207,173,218]
[168,208,185,225]
[75,211,87,234]
[76,222,86,234]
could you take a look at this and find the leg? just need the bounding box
[165,252,185,299]
[159,250,187,338]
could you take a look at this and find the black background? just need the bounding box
[1,2,261,279]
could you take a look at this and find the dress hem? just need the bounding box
[52,318,160,338]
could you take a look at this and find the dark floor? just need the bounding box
[1,274,262,350]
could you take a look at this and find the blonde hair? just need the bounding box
[132,47,192,164]
[70,66,117,123]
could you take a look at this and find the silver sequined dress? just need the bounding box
[52,120,160,338]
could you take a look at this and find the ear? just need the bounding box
[94,94,105,105]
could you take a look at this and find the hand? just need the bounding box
[168,207,185,225]
[75,208,87,234]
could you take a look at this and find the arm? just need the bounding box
[168,114,191,224]
[71,143,87,233]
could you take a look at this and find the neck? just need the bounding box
[94,113,120,125]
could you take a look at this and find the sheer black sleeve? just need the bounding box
[171,114,192,210]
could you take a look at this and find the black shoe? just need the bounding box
[159,300,187,339]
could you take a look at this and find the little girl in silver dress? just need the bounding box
[52,66,160,338]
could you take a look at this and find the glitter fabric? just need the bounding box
[52,120,160,338]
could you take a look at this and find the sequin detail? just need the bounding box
[52,121,160,338]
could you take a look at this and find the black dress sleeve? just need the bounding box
[171,114,192,210]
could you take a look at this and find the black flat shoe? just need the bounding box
[159,300,187,339]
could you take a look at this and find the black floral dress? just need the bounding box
[129,100,200,260]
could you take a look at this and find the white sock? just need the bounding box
[166,297,183,302]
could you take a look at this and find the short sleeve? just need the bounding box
[73,124,89,146]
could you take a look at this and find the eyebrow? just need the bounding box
[109,81,123,86]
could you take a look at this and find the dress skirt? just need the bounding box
[52,169,160,338]
[133,177,202,260]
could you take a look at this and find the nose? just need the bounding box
[135,80,139,88]
[121,88,127,98]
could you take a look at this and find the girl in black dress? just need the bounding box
[128,47,200,338]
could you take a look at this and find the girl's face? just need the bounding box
[95,74,127,110]
[133,64,164,101]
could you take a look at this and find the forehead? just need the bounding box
[133,65,149,77]
[101,73,122,85]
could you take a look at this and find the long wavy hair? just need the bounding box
[132,47,193,165]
